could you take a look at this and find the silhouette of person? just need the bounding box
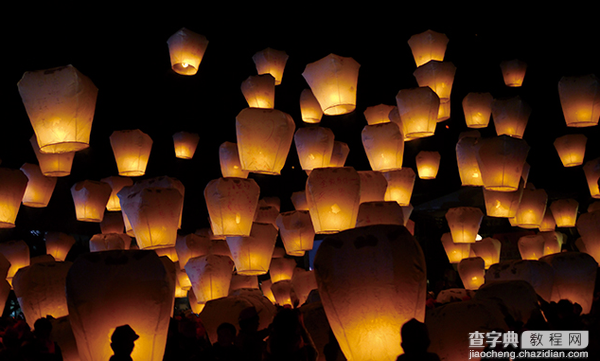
[25,317,63,361]
[234,306,268,361]
[211,322,242,361]
[396,318,440,361]
[264,307,318,361]
[109,324,139,361]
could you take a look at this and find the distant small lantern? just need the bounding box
[445,207,484,244]
[241,74,276,109]
[407,29,449,67]
[518,235,545,260]
[29,136,74,177]
[269,257,297,284]
[236,108,295,175]
[363,104,395,125]
[166,27,208,76]
[101,176,133,212]
[462,92,493,128]
[500,59,527,87]
[358,170,387,203]
[549,199,578,228]
[471,237,501,269]
[252,48,289,86]
[89,233,130,252]
[17,64,98,154]
[0,240,30,285]
[299,89,323,124]
[361,122,404,171]
[219,142,249,179]
[483,186,523,218]
[476,135,530,192]
[290,191,309,211]
[302,53,360,116]
[44,232,75,262]
[20,163,56,208]
[440,232,471,264]
[491,96,532,139]
[583,157,600,198]
[515,185,547,229]
[356,201,404,228]
[383,168,416,206]
[456,131,484,187]
[558,74,600,127]
[395,87,440,139]
[109,129,153,177]
[329,141,350,167]
[416,150,441,179]
[70,180,112,223]
[294,127,335,172]
[276,211,315,256]
[173,131,200,159]
[553,134,587,167]
[226,222,278,276]
[0,168,28,228]
[204,177,260,237]
[458,257,485,290]
[305,167,361,234]
[413,61,456,121]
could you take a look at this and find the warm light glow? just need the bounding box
[413,61,456,120]
[440,232,470,264]
[167,28,208,76]
[583,157,600,198]
[415,150,441,179]
[554,134,587,167]
[445,207,484,243]
[44,231,76,262]
[500,59,527,87]
[358,170,387,204]
[299,89,323,124]
[476,135,530,192]
[185,254,234,303]
[383,168,416,207]
[329,141,350,167]
[558,74,600,127]
[491,96,531,139]
[0,240,30,285]
[109,129,153,177]
[101,176,133,212]
[294,126,335,171]
[515,186,547,229]
[71,180,112,223]
[458,257,485,290]
[463,92,493,128]
[456,131,484,187]
[395,87,440,139]
[252,47,289,86]
[269,257,297,284]
[407,29,449,67]
[173,131,200,159]
[20,163,57,208]
[363,104,395,125]
[219,142,249,179]
[483,185,523,218]
[241,74,276,109]
[276,211,315,256]
[226,222,278,276]
[518,235,545,260]
[355,201,405,227]
[549,199,578,228]
[471,237,501,269]
[362,122,404,171]
[29,135,75,177]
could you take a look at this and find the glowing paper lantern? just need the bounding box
[302,53,360,116]
[549,198,578,228]
[358,170,387,203]
[413,61,456,121]
[458,257,485,290]
[356,201,404,227]
[294,126,335,172]
[455,131,484,187]
[241,74,275,109]
[271,280,295,307]
[185,254,234,303]
[254,198,280,227]
[229,274,259,293]
[476,135,530,192]
[236,108,295,175]
[558,74,600,127]
[29,135,74,177]
[553,134,587,167]
[471,237,501,269]
[45,232,76,262]
[219,142,249,179]
[252,48,289,86]
[361,122,404,171]
[17,64,98,153]
[70,180,112,223]
[276,210,315,256]
[500,59,527,87]
[89,233,130,252]
[305,167,361,234]
[518,235,545,260]
[66,250,175,361]
[0,240,30,285]
[101,176,133,212]
[175,233,210,269]
[166,28,208,76]
[299,89,323,124]
[483,183,523,218]
[204,177,260,237]
[440,232,470,264]
[100,212,125,234]
[172,131,200,159]
[226,222,278,276]
[415,150,441,179]
[291,268,317,306]
[290,190,309,211]
[363,104,395,125]
[395,87,440,139]
[541,231,564,256]
[20,163,56,208]
[0,168,28,228]
[314,224,427,361]
[583,157,600,198]
[515,185,547,229]
[330,141,350,167]
[491,96,532,139]
[109,129,153,177]
[462,92,493,128]
[445,207,484,244]
[383,168,416,206]
[539,209,556,232]
[407,29,449,67]
[260,278,277,304]
[269,257,296,284]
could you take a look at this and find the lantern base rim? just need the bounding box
[0,222,16,229]
[235,270,268,276]
[566,121,599,127]
[323,104,356,116]
[172,64,199,76]
[39,142,89,154]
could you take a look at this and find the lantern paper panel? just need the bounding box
[383,168,416,207]
[356,201,404,228]
[45,232,76,262]
[583,157,600,198]
[500,59,527,87]
[89,233,130,252]
[17,64,98,154]
[553,134,587,167]
[101,176,134,212]
[71,180,112,223]
[483,185,523,218]
[515,186,547,229]
[252,48,289,86]
[29,135,75,177]
[109,129,153,177]
[486,259,555,303]
[302,53,360,116]
[166,28,208,76]
[226,222,278,276]
[471,238,501,269]
[549,198,578,228]
[294,126,335,172]
[363,104,395,125]
[269,257,297,284]
[101,212,125,234]
[541,231,564,256]
[462,92,493,128]
[491,96,532,139]
[241,74,276,109]
[361,122,404,172]
[518,235,546,260]
[0,168,29,228]
[358,170,387,204]
[395,87,440,140]
[0,240,30,285]
[260,278,277,304]
[291,268,317,307]
[476,135,530,192]
[185,254,234,303]
[416,150,441,179]
[539,209,556,232]
[276,210,315,256]
[254,197,280,227]
[175,233,211,270]
[413,60,456,120]
[558,74,600,127]
[329,141,350,167]
[290,191,309,211]
[458,257,485,290]
[20,163,57,208]
[299,89,323,124]
[440,232,471,264]
[229,274,259,294]
[456,131,484,187]
[445,207,484,244]
[173,131,200,159]
[576,210,600,263]
[407,29,449,67]
[271,280,295,307]
[219,142,249,179]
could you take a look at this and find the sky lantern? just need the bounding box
[541,231,564,256]
[330,141,350,167]
[500,59,527,87]
[226,222,278,276]
[462,92,493,129]
[172,131,200,159]
[515,185,547,229]
[101,176,133,212]
[166,27,208,76]
[109,129,153,177]
[553,134,587,167]
[358,170,387,204]
[271,280,295,307]
[71,180,112,223]
[17,64,98,154]
[305,167,361,234]
[361,122,404,171]
[236,108,295,175]
[458,257,485,290]
[252,48,289,86]
[44,231,75,262]
[518,234,546,260]
[455,131,484,187]
[440,232,471,264]
[416,150,441,179]
[549,198,578,228]
[0,168,28,228]
[355,201,404,228]
[291,268,318,307]
[276,210,315,256]
[0,240,30,286]
[413,60,456,121]
[269,257,296,284]
[471,237,501,269]
[260,278,277,304]
[67,250,175,361]
[383,168,416,206]
[445,207,484,243]
[395,87,440,139]
[483,184,523,218]
[254,197,280,227]
[299,89,323,124]
[241,74,276,109]
[407,29,449,67]
[204,177,260,237]
[476,135,530,192]
[314,224,427,361]
[539,208,556,232]
[558,74,600,127]
[294,126,335,172]
[175,233,210,270]
[290,190,309,211]
[363,104,395,125]
[491,96,532,139]
[302,53,360,116]
[20,163,56,208]
[29,135,75,177]
[583,157,600,198]
[219,141,249,179]
[186,254,234,304]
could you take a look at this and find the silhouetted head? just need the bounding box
[216,322,237,345]
[111,324,139,356]
[238,306,260,332]
[33,317,53,339]
[400,318,430,354]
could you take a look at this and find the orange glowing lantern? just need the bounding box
[0,240,30,285]
[491,96,532,139]
[383,168,416,206]
[476,135,530,192]
[260,278,277,304]
[269,257,296,284]
[100,211,125,234]
[549,199,578,228]
[358,170,387,203]
[483,184,523,218]
[440,232,471,264]
[17,64,98,154]
[356,201,404,227]
[166,28,208,76]
[445,207,484,243]
[363,104,395,125]
[294,126,335,172]
[109,129,153,177]
[290,190,309,211]
[456,131,484,187]
[407,29,449,67]
[330,141,350,167]
[276,210,315,256]
[361,122,404,171]
[29,135,74,177]
[241,74,275,109]
[173,131,200,159]
[416,150,441,179]
[558,74,600,127]
[514,185,547,229]
[0,168,28,228]
[539,209,556,232]
[291,268,318,307]
[236,108,295,175]
[71,180,112,223]
[471,237,501,269]
[252,48,289,86]
[541,231,564,256]
[219,142,249,179]
[175,233,210,270]
[395,87,440,139]
[20,163,56,208]
[101,176,133,212]
[299,89,323,124]
[254,197,280,227]
[583,157,600,198]
[458,257,485,290]
[305,167,361,234]
[44,232,75,262]
[553,134,587,167]
[226,222,278,276]
[500,59,527,87]
[185,254,235,303]
[518,235,545,260]
[413,61,456,121]
[302,53,360,116]
[462,92,493,129]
